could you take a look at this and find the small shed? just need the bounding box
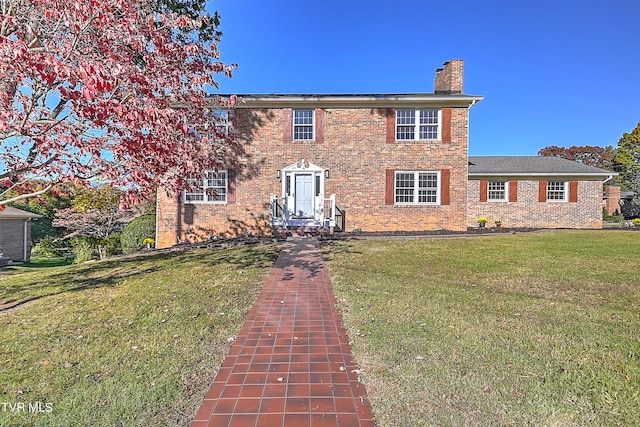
[0,206,42,263]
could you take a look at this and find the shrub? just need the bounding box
[70,236,99,263]
[32,236,63,258]
[603,207,625,222]
[97,233,122,259]
[121,215,156,254]
[67,234,122,262]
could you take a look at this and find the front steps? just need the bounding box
[276,225,330,238]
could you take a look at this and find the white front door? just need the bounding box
[294,173,314,218]
[280,160,326,226]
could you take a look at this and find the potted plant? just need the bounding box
[494,218,502,228]
[477,217,488,228]
[143,237,155,250]
[317,226,330,238]
[277,227,291,239]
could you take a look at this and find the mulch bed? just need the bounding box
[325,227,542,240]
[160,226,640,249]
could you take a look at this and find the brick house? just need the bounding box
[467,156,615,229]
[155,60,615,248]
[0,206,41,263]
[156,60,481,247]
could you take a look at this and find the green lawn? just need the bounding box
[0,244,280,427]
[323,230,640,427]
[2,231,638,426]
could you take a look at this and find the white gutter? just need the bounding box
[468,173,616,179]
[231,94,485,109]
[23,219,28,262]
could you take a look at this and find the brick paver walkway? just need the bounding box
[191,237,375,427]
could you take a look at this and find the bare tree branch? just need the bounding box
[0,183,54,205]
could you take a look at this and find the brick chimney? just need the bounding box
[604,185,621,216]
[434,60,464,94]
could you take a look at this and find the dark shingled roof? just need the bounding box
[468,156,616,177]
[0,206,43,219]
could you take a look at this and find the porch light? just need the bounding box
[276,169,281,180]
[324,170,329,179]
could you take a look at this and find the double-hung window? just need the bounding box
[395,171,440,205]
[213,110,229,135]
[293,109,314,140]
[546,181,567,201]
[488,181,507,201]
[184,170,228,203]
[396,109,439,140]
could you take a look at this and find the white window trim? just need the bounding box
[204,110,230,136]
[293,109,315,141]
[214,110,229,136]
[547,181,568,202]
[396,109,441,141]
[394,170,441,206]
[488,180,509,202]
[184,170,228,204]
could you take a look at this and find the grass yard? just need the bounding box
[0,244,280,426]
[323,230,640,427]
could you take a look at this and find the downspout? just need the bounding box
[23,219,28,262]
[603,174,614,184]
[466,99,481,173]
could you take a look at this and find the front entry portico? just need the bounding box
[270,159,337,229]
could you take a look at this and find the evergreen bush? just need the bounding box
[121,215,156,254]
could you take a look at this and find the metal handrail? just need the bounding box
[270,194,338,228]
[334,205,345,232]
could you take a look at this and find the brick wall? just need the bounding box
[156,105,471,247]
[467,179,604,229]
[604,185,621,215]
[0,219,31,262]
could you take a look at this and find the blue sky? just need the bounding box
[209,0,640,156]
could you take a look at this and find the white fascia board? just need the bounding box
[468,172,617,180]
[0,212,42,219]
[231,94,484,109]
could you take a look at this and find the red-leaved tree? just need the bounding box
[537,145,615,169]
[0,0,238,208]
